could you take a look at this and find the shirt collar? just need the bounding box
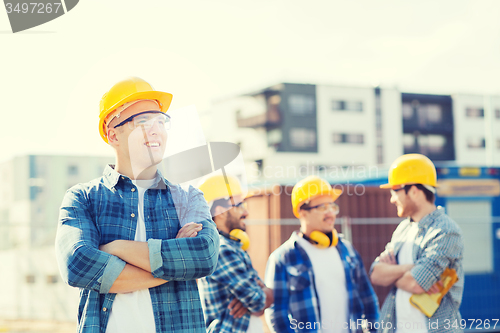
[102,164,172,190]
[417,206,445,229]
[219,232,243,248]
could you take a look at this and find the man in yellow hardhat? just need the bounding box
[265,175,379,333]
[197,174,274,333]
[370,154,464,333]
[55,77,219,333]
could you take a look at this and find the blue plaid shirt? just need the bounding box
[55,165,220,333]
[265,231,379,333]
[199,234,266,333]
[370,207,464,333]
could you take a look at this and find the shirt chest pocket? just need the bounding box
[286,264,311,292]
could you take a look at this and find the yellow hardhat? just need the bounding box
[98,77,173,143]
[380,154,437,189]
[291,176,342,218]
[198,174,244,204]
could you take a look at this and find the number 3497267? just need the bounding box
[5,3,62,14]
[444,319,499,330]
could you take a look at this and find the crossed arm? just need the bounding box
[56,185,219,295]
[228,277,274,318]
[370,250,441,294]
[99,222,203,293]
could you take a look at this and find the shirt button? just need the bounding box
[131,213,135,218]
[103,307,107,312]
[121,177,125,180]
[131,188,136,192]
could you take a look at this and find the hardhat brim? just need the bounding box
[99,90,173,143]
[380,182,439,189]
[293,188,342,218]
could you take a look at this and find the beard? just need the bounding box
[225,211,245,232]
[399,197,418,218]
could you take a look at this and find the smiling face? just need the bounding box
[225,195,249,232]
[390,186,418,218]
[107,100,167,178]
[213,194,249,233]
[299,195,337,236]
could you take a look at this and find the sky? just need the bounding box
[1,0,500,163]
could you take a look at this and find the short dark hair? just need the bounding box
[405,184,435,203]
[210,198,231,220]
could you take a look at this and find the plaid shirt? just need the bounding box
[265,231,380,333]
[199,234,266,333]
[370,207,464,333]
[55,165,220,333]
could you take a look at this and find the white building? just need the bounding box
[0,154,113,321]
[203,83,404,182]
[0,155,114,250]
[202,84,500,184]
[452,94,500,166]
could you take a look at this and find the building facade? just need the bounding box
[0,155,113,321]
[0,155,114,250]
[202,83,500,183]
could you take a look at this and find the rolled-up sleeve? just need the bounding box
[55,187,126,293]
[148,185,219,280]
[211,247,266,312]
[411,228,463,291]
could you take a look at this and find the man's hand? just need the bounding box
[256,278,274,311]
[176,222,203,239]
[427,280,443,294]
[99,222,202,256]
[379,249,397,265]
[228,298,249,318]
[228,278,274,318]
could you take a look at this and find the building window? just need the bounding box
[466,107,484,118]
[419,135,446,154]
[402,103,414,120]
[267,129,282,146]
[46,275,58,284]
[403,134,416,150]
[425,104,443,124]
[26,275,35,284]
[332,133,364,144]
[467,137,485,149]
[290,128,316,148]
[68,165,79,176]
[255,160,263,174]
[30,186,42,201]
[288,94,314,115]
[331,100,363,112]
[496,109,500,119]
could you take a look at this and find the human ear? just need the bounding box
[107,127,120,146]
[214,205,228,218]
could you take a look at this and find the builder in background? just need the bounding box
[198,174,274,333]
[55,77,219,333]
[370,154,464,333]
[265,175,379,333]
